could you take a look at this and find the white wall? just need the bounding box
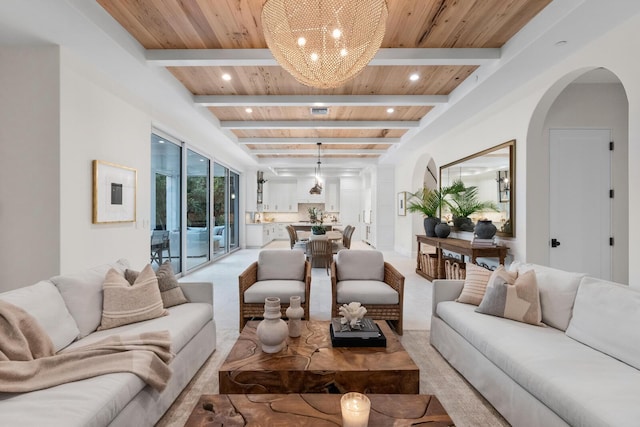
[0,47,61,291]
[0,46,249,290]
[375,166,395,250]
[395,12,640,288]
[539,82,628,283]
[59,49,152,273]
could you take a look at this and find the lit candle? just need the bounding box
[340,392,371,427]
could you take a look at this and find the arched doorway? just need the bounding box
[526,68,628,282]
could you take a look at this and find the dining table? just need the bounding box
[297,230,343,242]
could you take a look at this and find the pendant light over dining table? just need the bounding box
[309,142,323,195]
[262,0,388,89]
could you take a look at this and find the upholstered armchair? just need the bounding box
[331,250,405,334]
[239,250,311,332]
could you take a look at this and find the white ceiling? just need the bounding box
[1,0,638,177]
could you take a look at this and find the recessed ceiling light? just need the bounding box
[222,73,231,81]
[387,108,394,113]
[409,73,419,81]
[245,107,253,113]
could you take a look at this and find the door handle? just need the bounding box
[551,238,561,248]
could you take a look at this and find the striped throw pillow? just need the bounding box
[98,264,168,330]
[125,261,188,308]
[456,263,509,306]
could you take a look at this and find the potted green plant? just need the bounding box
[407,187,447,237]
[311,224,326,235]
[444,180,498,232]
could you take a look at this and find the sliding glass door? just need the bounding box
[150,134,181,273]
[229,170,240,251]
[186,149,210,270]
[151,132,240,272]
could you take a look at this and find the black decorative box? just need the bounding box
[329,318,387,348]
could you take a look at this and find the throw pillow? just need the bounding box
[475,269,543,326]
[125,261,188,308]
[455,263,494,305]
[98,264,168,330]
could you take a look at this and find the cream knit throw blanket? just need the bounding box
[0,299,173,392]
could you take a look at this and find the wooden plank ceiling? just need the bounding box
[97,0,551,172]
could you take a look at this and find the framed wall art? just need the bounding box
[397,191,407,216]
[92,160,137,224]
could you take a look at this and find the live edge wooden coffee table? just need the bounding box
[219,320,419,394]
[185,394,454,426]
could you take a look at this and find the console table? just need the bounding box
[416,235,508,281]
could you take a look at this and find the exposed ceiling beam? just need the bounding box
[146,48,500,67]
[251,149,387,155]
[238,137,401,145]
[221,120,419,129]
[263,157,379,166]
[196,94,447,106]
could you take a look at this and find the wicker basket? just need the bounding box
[444,258,466,280]
[420,253,438,277]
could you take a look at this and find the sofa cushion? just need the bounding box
[257,250,305,281]
[51,259,130,338]
[0,281,79,352]
[336,280,398,305]
[243,280,306,304]
[566,277,640,371]
[476,269,542,326]
[66,302,212,355]
[97,265,168,331]
[0,371,146,427]
[437,301,640,427]
[336,250,384,281]
[125,261,188,308]
[456,264,507,305]
[510,262,584,331]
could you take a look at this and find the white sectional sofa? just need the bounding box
[0,259,216,427]
[431,263,640,427]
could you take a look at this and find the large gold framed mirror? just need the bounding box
[439,140,515,237]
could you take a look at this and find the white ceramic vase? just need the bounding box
[285,295,304,337]
[256,297,288,353]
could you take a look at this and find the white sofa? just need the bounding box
[431,263,640,427]
[0,259,216,427]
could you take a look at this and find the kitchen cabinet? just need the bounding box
[275,223,289,240]
[325,179,339,211]
[246,223,277,247]
[263,181,297,212]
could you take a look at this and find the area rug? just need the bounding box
[156,329,509,427]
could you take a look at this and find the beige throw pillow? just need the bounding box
[475,269,543,326]
[456,263,494,305]
[98,265,168,330]
[125,261,188,308]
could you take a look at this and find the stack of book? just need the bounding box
[471,237,496,247]
[330,318,386,347]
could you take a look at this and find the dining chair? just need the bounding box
[308,239,333,275]
[286,224,306,251]
[150,230,171,265]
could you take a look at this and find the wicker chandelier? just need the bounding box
[262,0,388,89]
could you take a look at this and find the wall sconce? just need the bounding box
[496,170,510,203]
